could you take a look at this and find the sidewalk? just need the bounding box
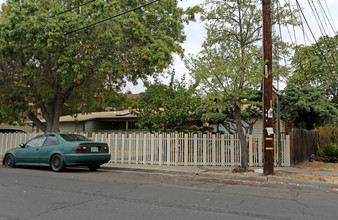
[101,163,338,190]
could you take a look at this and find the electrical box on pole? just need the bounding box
[262,0,274,175]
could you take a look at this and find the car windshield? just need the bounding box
[60,134,93,142]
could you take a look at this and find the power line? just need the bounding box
[51,0,123,18]
[318,0,336,35]
[289,0,298,46]
[65,0,161,35]
[276,0,288,81]
[308,0,329,39]
[295,0,334,73]
[50,0,96,18]
[323,0,337,33]
[282,0,297,45]
[296,2,311,46]
[307,0,336,61]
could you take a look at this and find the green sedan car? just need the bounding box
[2,133,111,172]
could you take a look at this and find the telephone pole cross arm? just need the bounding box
[262,0,274,175]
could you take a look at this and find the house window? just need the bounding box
[128,121,138,130]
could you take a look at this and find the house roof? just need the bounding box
[59,111,137,122]
[26,110,137,124]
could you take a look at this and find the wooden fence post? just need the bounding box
[128,133,132,164]
[194,133,198,166]
[114,133,118,163]
[121,134,125,163]
[184,133,188,166]
[258,135,263,166]
[143,133,147,164]
[203,133,207,166]
[159,133,162,166]
[0,134,4,156]
[249,135,253,167]
[286,135,291,166]
[151,133,155,165]
[136,134,139,164]
[230,135,235,166]
[108,133,112,162]
[175,133,179,166]
[221,134,225,167]
[167,133,171,166]
[212,134,216,166]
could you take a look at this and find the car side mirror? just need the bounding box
[19,143,26,148]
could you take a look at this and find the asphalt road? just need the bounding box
[0,167,337,220]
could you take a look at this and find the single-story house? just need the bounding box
[27,110,138,133]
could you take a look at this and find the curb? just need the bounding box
[267,176,338,189]
[199,172,268,182]
[102,166,338,190]
[101,166,199,176]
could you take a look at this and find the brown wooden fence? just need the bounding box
[290,128,318,165]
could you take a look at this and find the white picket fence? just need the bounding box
[0,132,290,167]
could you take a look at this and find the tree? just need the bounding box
[279,85,338,130]
[0,0,199,132]
[289,34,337,102]
[186,0,296,168]
[200,89,261,134]
[103,92,128,111]
[133,74,201,133]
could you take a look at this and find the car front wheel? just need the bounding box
[50,154,65,172]
[88,164,100,171]
[4,154,15,168]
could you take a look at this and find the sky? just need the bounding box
[1,0,337,93]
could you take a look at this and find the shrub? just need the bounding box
[317,125,338,147]
[203,126,214,132]
[318,143,338,162]
[189,125,200,131]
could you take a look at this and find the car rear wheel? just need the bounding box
[50,154,65,172]
[4,154,15,168]
[88,164,100,171]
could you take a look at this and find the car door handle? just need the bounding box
[36,148,39,151]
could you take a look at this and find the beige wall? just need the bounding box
[252,118,285,135]
[252,118,263,135]
[59,122,76,133]
[84,121,101,132]
[75,122,84,132]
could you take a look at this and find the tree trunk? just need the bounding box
[234,105,248,168]
[44,95,64,133]
[28,94,64,133]
[27,112,47,133]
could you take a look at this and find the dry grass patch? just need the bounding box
[274,171,338,184]
[294,161,338,171]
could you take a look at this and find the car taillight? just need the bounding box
[72,146,88,151]
[103,146,109,152]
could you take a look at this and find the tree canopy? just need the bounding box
[0,0,199,132]
[133,74,201,133]
[289,34,338,103]
[279,85,338,130]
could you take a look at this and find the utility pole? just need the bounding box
[262,0,274,175]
